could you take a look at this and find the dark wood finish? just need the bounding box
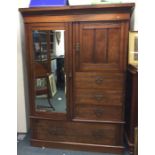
[75,105,123,121]
[35,63,49,77]
[31,118,123,146]
[23,13,131,23]
[78,22,123,72]
[76,22,120,71]
[20,3,134,154]
[75,89,124,106]
[19,3,134,16]
[125,64,138,153]
[75,72,125,89]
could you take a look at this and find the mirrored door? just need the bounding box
[32,29,67,113]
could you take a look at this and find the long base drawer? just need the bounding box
[31,118,124,146]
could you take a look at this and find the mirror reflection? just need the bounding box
[33,30,66,113]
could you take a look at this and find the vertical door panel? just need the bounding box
[108,28,120,64]
[95,29,107,63]
[82,30,94,63]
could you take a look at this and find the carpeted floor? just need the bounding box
[17,133,130,155]
[36,89,66,112]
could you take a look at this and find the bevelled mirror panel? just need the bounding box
[32,30,66,113]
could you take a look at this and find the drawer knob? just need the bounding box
[94,109,104,117]
[92,130,104,139]
[48,127,64,136]
[94,94,104,101]
[95,76,103,84]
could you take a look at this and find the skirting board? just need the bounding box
[31,139,125,154]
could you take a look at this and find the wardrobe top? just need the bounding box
[19,3,135,16]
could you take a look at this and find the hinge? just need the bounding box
[75,42,80,52]
[68,72,72,79]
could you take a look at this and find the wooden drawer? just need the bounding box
[31,119,123,146]
[75,89,124,106]
[75,72,124,89]
[75,105,123,121]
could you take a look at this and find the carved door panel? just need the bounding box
[74,22,128,73]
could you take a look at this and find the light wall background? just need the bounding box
[17,0,31,133]
[17,0,138,133]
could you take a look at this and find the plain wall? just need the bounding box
[17,0,31,133]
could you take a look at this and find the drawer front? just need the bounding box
[75,105,123,121]
[31,119,123,146]
[75,89,124,106]
[75,72,124,89]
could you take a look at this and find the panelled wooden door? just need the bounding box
[74,22,128,72]
[73,21,129,121]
